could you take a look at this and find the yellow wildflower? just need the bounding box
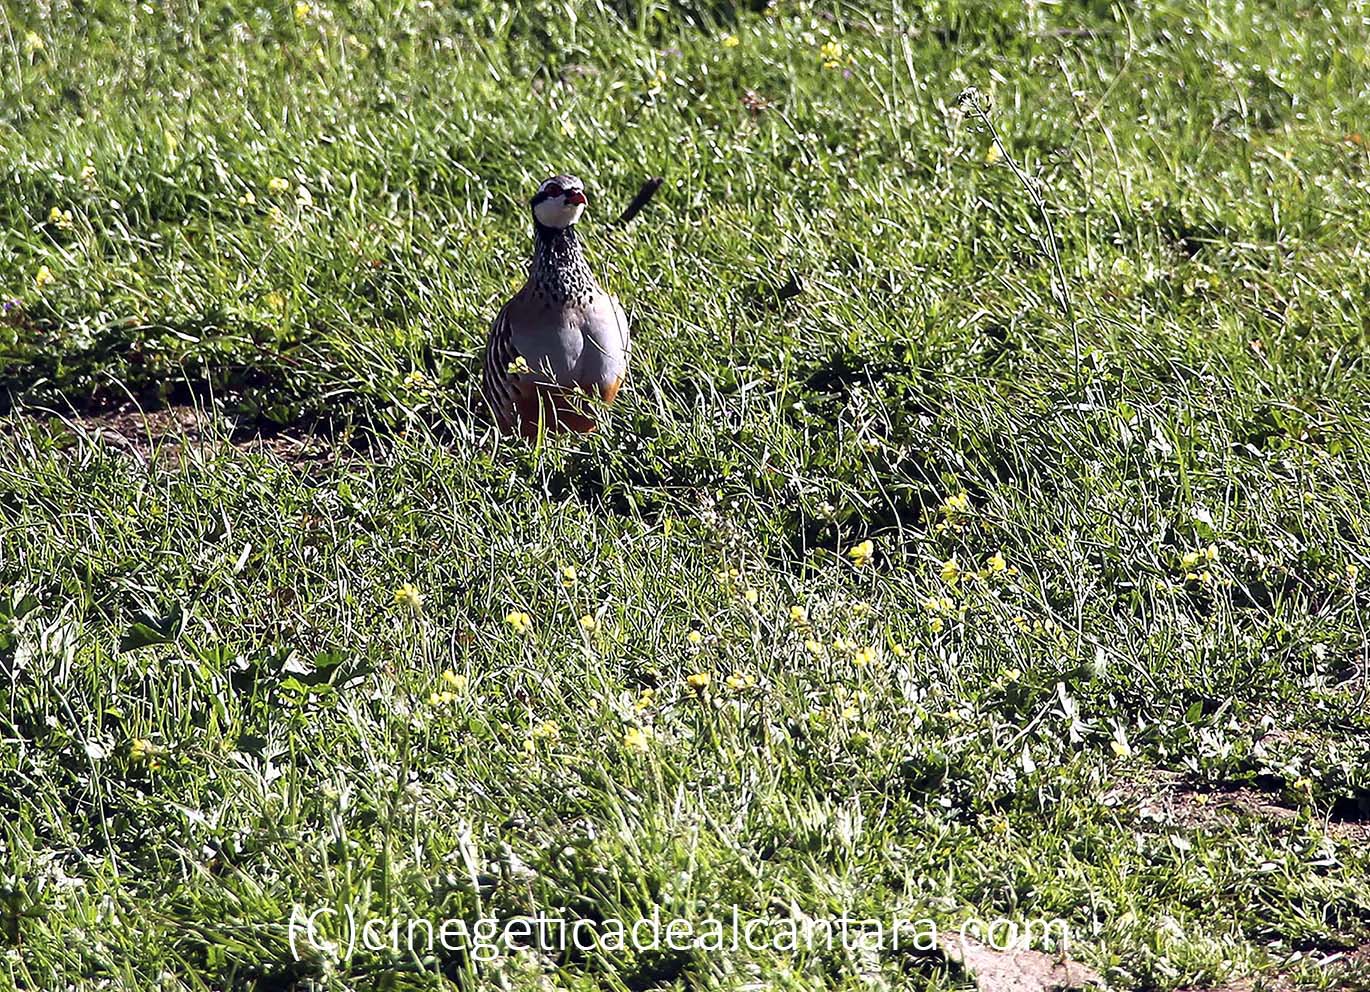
[804,638,824,656]
[725,671,757,693]
[847,540,875,568]
[743,587,759,605]
[634,688,656,712]
[987,551,1007,574]
[622,726,654,753]
[532,720,560,740]
[1348,563,1360,587]
[507,354,531,375]
[721,33,740,48]
[819,40,845,69]
[392,583,423,611]
[685,629,704,645]
[940,557,961,585]
[267,176,291,195]
[129,738,161,764]
[238,190,256,207]
[560,565,578,587]
[928,616,945,634]
[851,645,877,667]
[504,610,532,634]
[264,291,286,311]
[79,160,97,185]
[891,643,908,658]
[579,614,598,632]
[34,265,55,290]
[984,143,1003,165]
[685,672,711,692]
[294,1,312,22]
[23,31,45,53]
[942,492,970,516]
[440,670,468,692]
[402,370,435,395]
[48,206,74,229]
[789,604,809,626]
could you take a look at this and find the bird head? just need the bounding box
[530,174,588,230]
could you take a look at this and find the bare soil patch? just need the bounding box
[3,405,332,464]
[1109,770,1368,843]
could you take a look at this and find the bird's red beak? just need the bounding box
[565,190,587,205]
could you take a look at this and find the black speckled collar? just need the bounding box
[531,221,595,308]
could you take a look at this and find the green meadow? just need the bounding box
[1,0,1368,988]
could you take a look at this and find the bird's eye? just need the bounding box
[543,183,563,197]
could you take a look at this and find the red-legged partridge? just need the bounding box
[482,175,629,438]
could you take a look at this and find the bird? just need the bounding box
[481,174,629,439]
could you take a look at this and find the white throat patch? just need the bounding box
[533,198,585,229]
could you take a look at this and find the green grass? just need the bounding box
[2,0,1370,989]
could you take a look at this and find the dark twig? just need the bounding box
[616,177,663,226]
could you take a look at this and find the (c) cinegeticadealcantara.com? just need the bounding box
[288,904,1074,963]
